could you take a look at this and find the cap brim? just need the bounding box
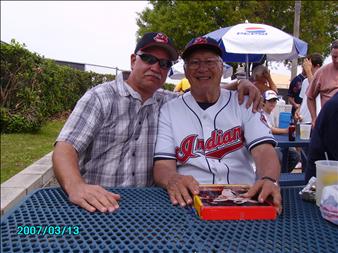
[140,42,178,61]
[266,97,279,100]
[182,44,222,60]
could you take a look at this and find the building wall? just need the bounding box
[54,60,85,71]
[278,88,289,103]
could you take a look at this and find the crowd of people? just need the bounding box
[52,31,337,215]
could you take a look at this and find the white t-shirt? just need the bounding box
[299,78,321,123]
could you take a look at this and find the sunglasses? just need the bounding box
[136,53,173,70]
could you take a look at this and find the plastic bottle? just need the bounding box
[288,116,296,141]
[277,96,286,105]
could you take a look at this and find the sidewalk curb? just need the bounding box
[1,152,57,216]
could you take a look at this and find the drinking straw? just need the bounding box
[324,152,329,166]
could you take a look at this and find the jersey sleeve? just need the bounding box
[154,102,176,160]
[239,97,277,151]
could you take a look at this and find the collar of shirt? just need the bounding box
[115,71,157,106]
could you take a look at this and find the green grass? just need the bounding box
[1,120,65,183]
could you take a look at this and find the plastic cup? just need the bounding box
[299,123,311,140]
[315,160,338,206]
[296,123,300,137]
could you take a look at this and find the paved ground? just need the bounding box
[45,177,60,187]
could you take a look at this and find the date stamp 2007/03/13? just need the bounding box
[17,225,80,235]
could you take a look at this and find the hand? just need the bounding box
[295,113,303,122]
[166,174,199,207]
[302,58,312,75]
[294,108,303,122]
[67,182,120,213]
[237,79,262,112]
[243,179,282,214]
[311,117,317,128]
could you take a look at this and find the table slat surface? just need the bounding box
[274,134,310,148]
[1,187,337,253]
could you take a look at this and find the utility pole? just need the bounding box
[291,0,301,79]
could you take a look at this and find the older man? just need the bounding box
[53,32,261,213]
[154,37,282,213]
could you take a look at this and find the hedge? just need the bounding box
[1,40,176,133]
[1,40,115,133]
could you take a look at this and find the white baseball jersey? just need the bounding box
[154,89,276,185]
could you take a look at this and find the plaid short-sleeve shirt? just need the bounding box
[56,72,176,187]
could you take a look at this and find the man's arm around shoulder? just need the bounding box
[222,79,261,112]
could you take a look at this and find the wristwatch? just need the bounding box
[261,176,279,186]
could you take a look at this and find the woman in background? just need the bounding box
[251,65,278,94]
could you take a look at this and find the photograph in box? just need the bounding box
[194,184,277,220]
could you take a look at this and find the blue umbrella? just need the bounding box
[205,22,308,77]
[206,26,264,63]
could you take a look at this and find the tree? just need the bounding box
[136,1,337,57]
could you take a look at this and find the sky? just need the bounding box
[1,1,331,84]
[1,1,149,73]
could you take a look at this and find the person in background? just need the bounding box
[174,77,190,93]
[287,64,306,117]
[261,90,301,172]
[307,39,338,127]
[306,92,338,182]
[52,32,262,213]
[251,65,278,94]
[295,53,324,123]
[153,37,282,214]
[234,64,247,80]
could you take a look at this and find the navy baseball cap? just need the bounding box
[182,36,222,60]
[134,32,178,61]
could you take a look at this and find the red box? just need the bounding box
[193,184,277,220]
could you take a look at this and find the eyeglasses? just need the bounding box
[185,58,222,70]
[136,53,173,70]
